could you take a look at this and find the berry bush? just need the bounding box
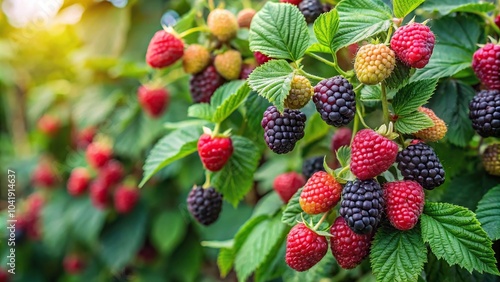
[1,0,500,281]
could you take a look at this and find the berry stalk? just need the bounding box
[380,82,390,124]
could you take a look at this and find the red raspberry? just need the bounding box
[240,63,256,80]
[0,268,9,282]
[285,223,328,271]
[67,167,91,196]
[280,0,303,5]
[63,254,86,274]
[99,160,124,187]
[330,217,372,269]
[24,193,44,240]
[299,171,342,214]
[383,180,425,230]
[331,127,352,152]
[496,15,500,28]
[350,129,399,180]
[86,141,112,169]
[138,85,169,118]
[137,240,158,263]
[197,134,233,172]
[37,114,60,136]
[114,185,140,214]
[76,126,96,149]
[189,65,226,103]
[390,23,435,69]
[32,160,57,188]
[146,30,184,69]
[89,178,110,210]
[472,43,500,90]
[254,51,272,65]
[273,172,306,203]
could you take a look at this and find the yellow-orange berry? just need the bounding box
[207,9,238,42]
[285,75,314,109]
[183,44,211,74]
[354,44,395,85]
[414,107,447,142]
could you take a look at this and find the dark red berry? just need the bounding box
[285,223,328,271]
[189,65,226,103]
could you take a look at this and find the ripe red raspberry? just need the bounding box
[240,63,256,80]
[137,85,169,118]
[86,141,112,169]
[354,44,395,85]
[280,0,303,5]
[25,193,44,240]
[63,254,85,274]
[76,126,96,149]
[89,178,110,210]
[114,185,140,214]
[137,240,158,263]
[237,8,256,28]
[146,30,184,69]
[189,65,225,103]
[197,134,233,171]
[350,129,399,180]
[67,167,91,196]
[207,9,238,42]
[285,223,328,271]
[32,160,57,188]
[37,114,60,136]
[383,180,425,230]
[331,127,352,152]
[496,15,500,28]
[99,159,124,187]
[273,172,306,203]
[0,268,9,282]
[472,43,500,90]
[299,171,342,214]
[26,193,44,217]
[390,23,435,69]
[254,51,272,65]
[330,217,372,269]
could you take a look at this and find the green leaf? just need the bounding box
[217,215,270,277]
[332,0,392,52]
[212,136,260,206]
[427,80,475,147]
[420,202,499,275]
[393,0,425,18]
[384,59,411,90]
[336,146,351,168]
[313,9,339,51]
[421,0,495,15]
[249,2,310,61]
[392,79,438,116]
[395,112,434,135]
[99,202,148,271]
[412,15,481,81]
[476,185,500,241]
[248,60,294,112]
[151,210,186,254]
[188,81,251,123]
[41,191,71,256]
[281,187,304,226]
[140,126,202,187]
[234,215,288,282]
[371,224,427,282]
[68,197,106,245]
[301,112,331,147]
[306,42,331,54]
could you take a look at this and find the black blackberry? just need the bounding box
[299,0,323,24]
[469,90,500,137]
[313,76,356,127]
[261,106,306,154]
[302,156,326,179]
[189,65,225,103]
[340,179,384,234]
[187,186,223,225]
[396,141,445,190]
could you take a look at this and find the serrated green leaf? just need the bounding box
[428,80,475,147]
[393,0,424,18]
[281,187,304,226]
[421,202,499,276]
[140,126,202,187]
[248,60,294,112]
[217,215,270,277]
[301,112,330,147]
[187,103,214,122]
[249,2,310,61]
[313,9,339,51]
[421,0,494,15]
[151,210,186,254]
[242,92,270,144]
[476,185,500,241]
[212,136,260,206]
[412,15,481,81]
[235,215,288,282]
[450,3,496,13]
[392,79,438,116]
[306,42,331,54]
[332,0,392,52]
[371,224,427,282]
[336,146,351,168]
[395,112,434,135]
[384,59,411,90]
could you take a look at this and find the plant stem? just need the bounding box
[307,52,349,78]
[352,110,360,142]
[356,107,370,129]
[384,25,393,45]
[212,123,221,136]
[313,212,329,230]
[297,68,326,81]
[203,170,211,188]
[380,82,390,124]
[208,0,215,10]
[178,26,209,38]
